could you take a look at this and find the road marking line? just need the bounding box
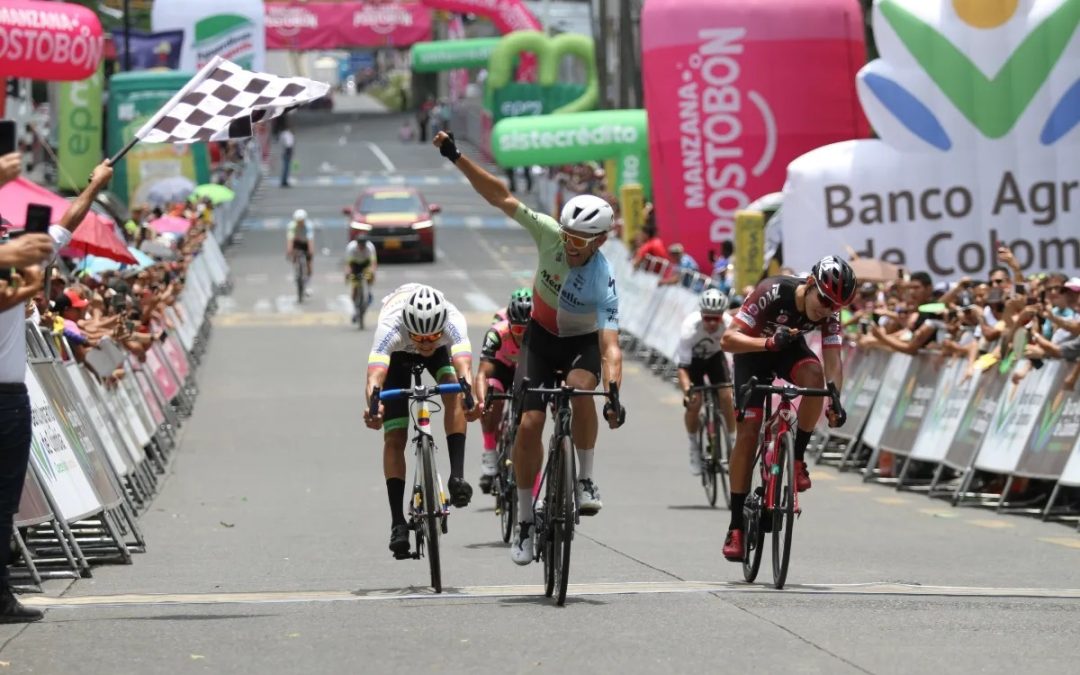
[811,472,837,481]
[1038,537,1080,550]
[27,581,1080,609]
[366,142,395,172]
[968,519,1015,530]
[919,508,959,519]
[661,394,684,406]
[836,486,871,493]
[216,313,349,327]
[875,496,909,505]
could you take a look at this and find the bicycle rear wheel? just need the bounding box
[420,436,442,593]
[699,408,717,507]
[742,450,766,583]
[771,431,797,589]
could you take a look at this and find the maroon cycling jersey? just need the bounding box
[732,276,843,349]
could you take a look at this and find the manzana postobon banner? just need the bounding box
[641,0,868,267]
[783,0,1080,281]
[110,30,183,71]
[492,110,650,196]
[0,0,105,81]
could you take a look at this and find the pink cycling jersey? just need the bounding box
[480,320,522,368]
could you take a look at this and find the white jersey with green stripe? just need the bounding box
[367,283,472,368]
[512,203,619,337]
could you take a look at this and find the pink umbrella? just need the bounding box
[0,177,98,231]
[147,215,193,235]
[64,212,138,265]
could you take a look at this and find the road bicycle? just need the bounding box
[348,269,372,330]
[485,387,520,543]
[736,376,840,589]
[687,381,732,508]
[520,377,621,606]
[370,364,474,593]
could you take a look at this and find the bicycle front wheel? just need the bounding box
[553,434,575,606]
[742,448,766,583]
[715,404,732,510]
[420,436,442,593]
[698,407,717,507]
[772,431,797,589]
[497,425,516,543]
[295,258,305,303]
[355,277,367,330]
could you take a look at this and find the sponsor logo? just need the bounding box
[353,5,416,35]
[497,124,639,152]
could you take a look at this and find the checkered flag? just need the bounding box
[133,56,329,145]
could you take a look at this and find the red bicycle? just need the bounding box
[736,377,840,589]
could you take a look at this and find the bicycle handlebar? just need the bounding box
[735,376,842,421]
[374,377,475,409]
[686,383,731,394]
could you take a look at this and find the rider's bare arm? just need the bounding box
[600,328,622,390]
[474,360,496,404]
[823,346,844,391]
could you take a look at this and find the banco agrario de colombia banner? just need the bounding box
[783,0,1080,280]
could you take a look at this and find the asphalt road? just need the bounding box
[2,114,1079,674]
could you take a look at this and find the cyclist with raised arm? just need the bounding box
[345,233,377,323]
[363,283,482,558]
[474,288,533,494]
[433,131,626,567]
[677,289,736,475]
[719,256,856,561]
[286,209,315,281]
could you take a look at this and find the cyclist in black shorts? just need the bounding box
[676,289,736,475]
[719,255,856,561]
[473,289,532,493]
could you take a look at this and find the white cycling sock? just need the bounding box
[688,433,700,450]
[518,489,534,523]
[577,448,594,481]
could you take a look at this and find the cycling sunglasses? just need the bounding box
[559,229,602,250]
[701,314,723,323]
[409,331,443,344]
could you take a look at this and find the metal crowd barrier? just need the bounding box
[813,348,1080,525]
[7,215,236,590]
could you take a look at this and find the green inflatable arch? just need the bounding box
[410,38,502,73]
[491,109,650,196]
[486,31,597,114]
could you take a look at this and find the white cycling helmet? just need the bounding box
[559,194,614,234]
[699,288,729,315]
[402,285,449,336]
[293,209,308,221]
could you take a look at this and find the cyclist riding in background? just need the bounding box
[719,256,856,561]
[363,283,482,559]
[345,234,378,320]
[474,288,533,494]
[677,288,736,476]
[286,208,315,281]
[433,130,626,567]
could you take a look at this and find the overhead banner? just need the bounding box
[783,0,1080,280]
[0,1,105,81]
[641,0,868,268]
[265,2,433,50]
[152,0,265,71]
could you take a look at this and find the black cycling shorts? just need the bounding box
[292,239,311,257]
[382,347,455,431]
[733,337,820,410]
[682,352,732,388]
[349,260,371,276]
[482,359,515,393]
[516,319,601,413]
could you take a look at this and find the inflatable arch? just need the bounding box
[486,31,598,117]
[410,38,502,73]
[491,110,650,196]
